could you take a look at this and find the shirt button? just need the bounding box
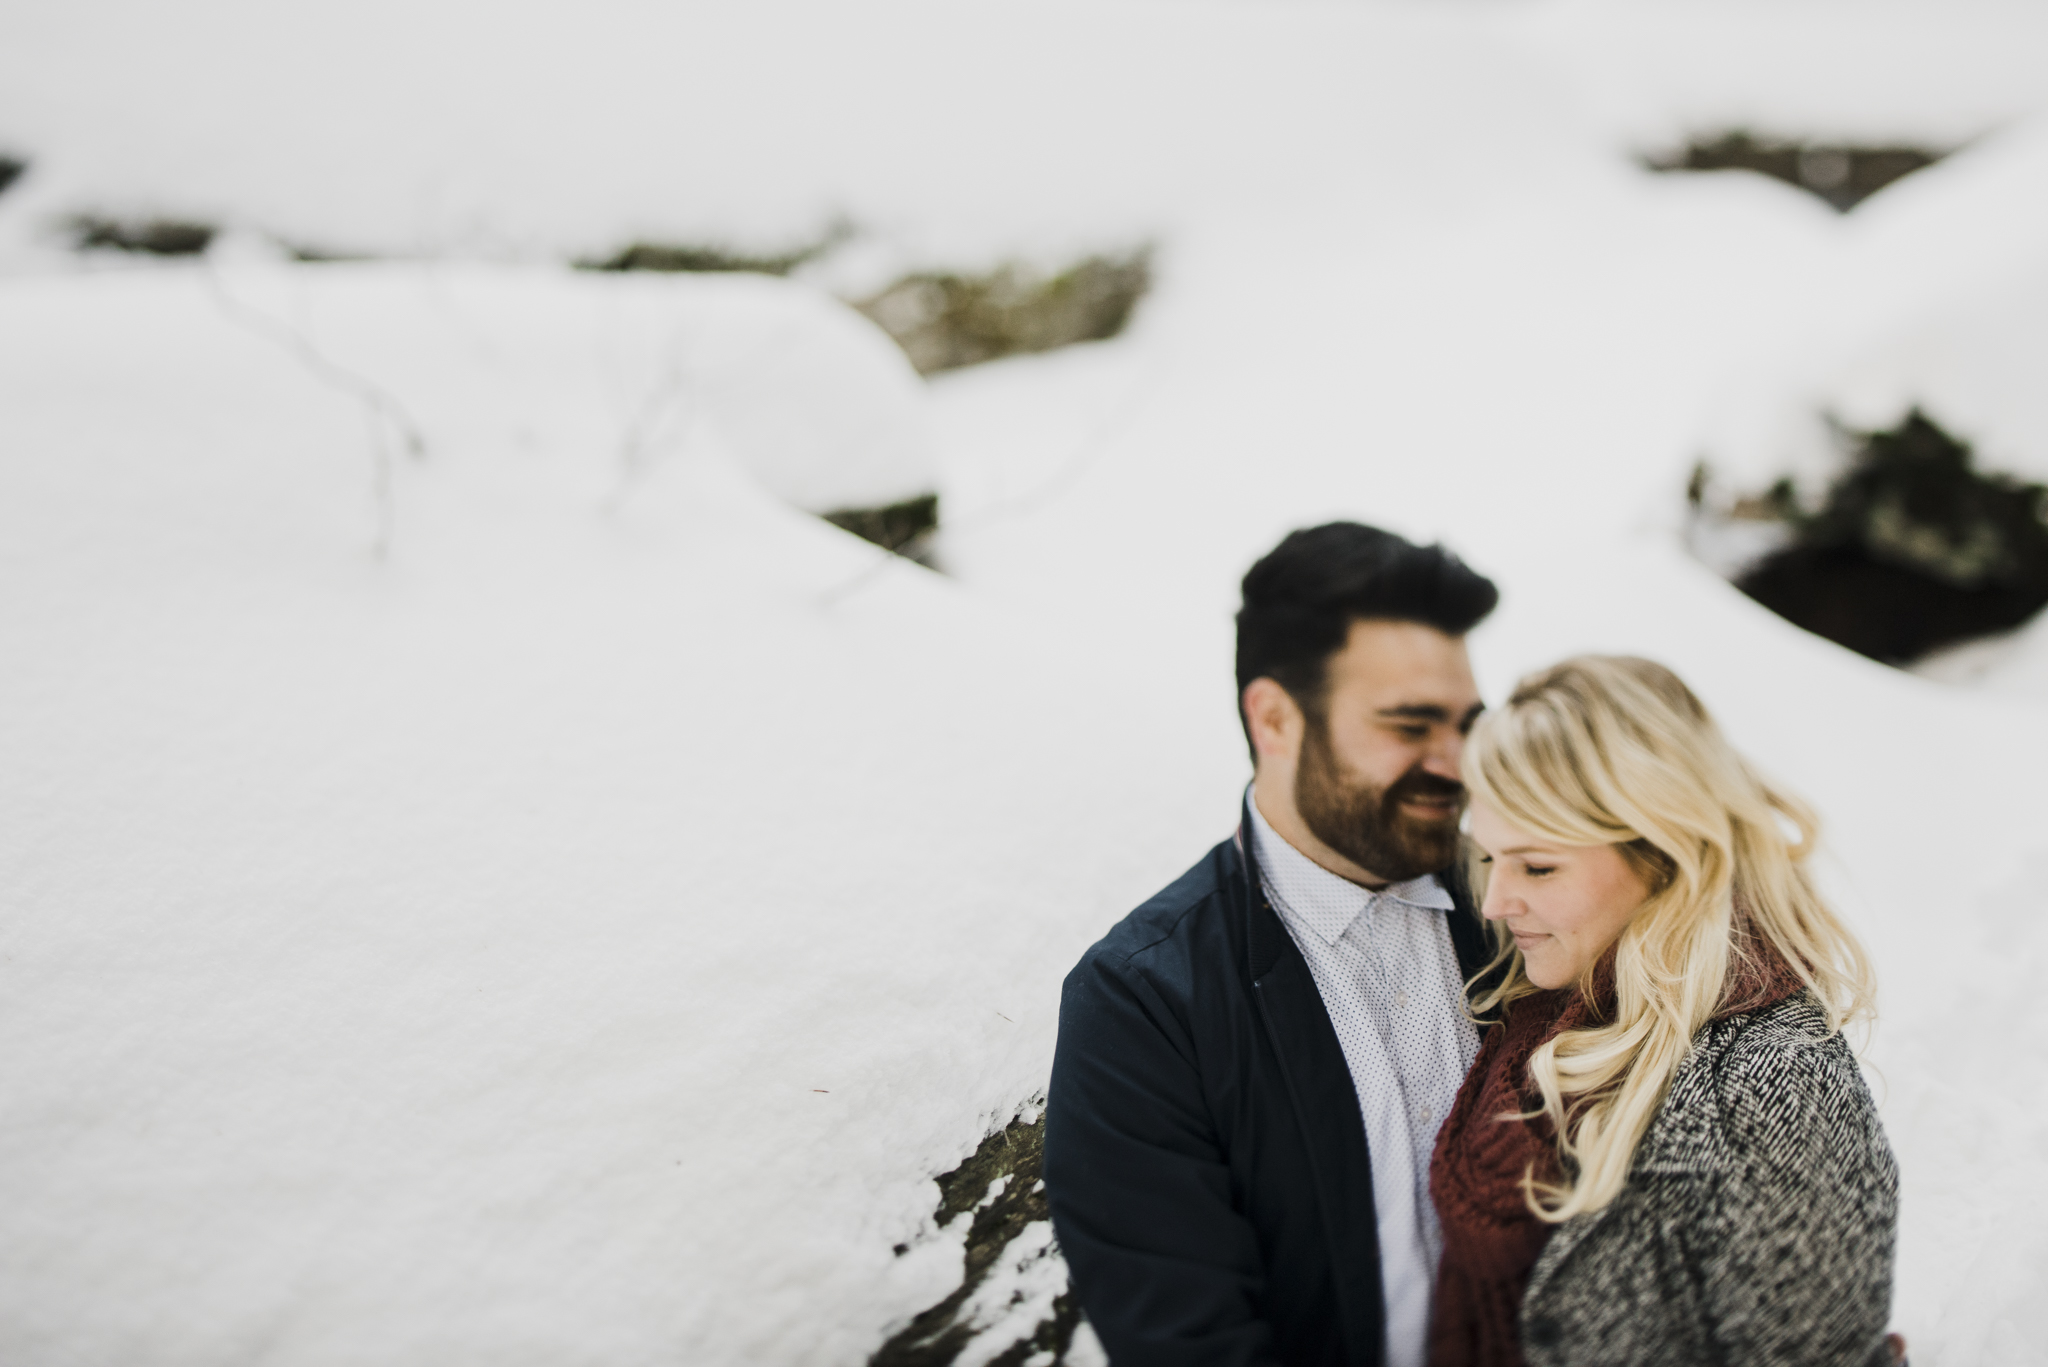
[1421,1106,1433,1123]
[1395,990,1410,1008]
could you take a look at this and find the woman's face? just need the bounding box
[1468,798,1653,991]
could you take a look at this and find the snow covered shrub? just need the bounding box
[824,492,939,559]
[579,222,850,276]
[66,213,217,256]
[1645,132,1945,212]
[1719,410,2048,663]
[0,154,26,197]
[855,250,1152,376]
[872,1111,1081,1367]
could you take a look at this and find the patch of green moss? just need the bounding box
[870,1110,1082,1367]
[856,249,1152,376]
[823,493,939,560]
[67,214,218,256]
[279,240,378,264]
[1732,410,2048,662]
[1645,132,1944,212]
[578,222,849,276]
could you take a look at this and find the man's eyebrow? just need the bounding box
[1375,702,1486,724]
[1375,704,1451,721]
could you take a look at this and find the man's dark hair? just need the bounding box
[1235,522,1498,744]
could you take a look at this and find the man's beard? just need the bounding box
[1294,714,1465,883]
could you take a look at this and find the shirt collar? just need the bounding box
[1245,786,1453,946]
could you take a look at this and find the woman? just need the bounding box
[1427,656,1899,1367]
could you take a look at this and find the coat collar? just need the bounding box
[1234,797,1291,982]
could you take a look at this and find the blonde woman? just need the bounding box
[1426,657,1899,1367]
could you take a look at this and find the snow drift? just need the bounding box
[3,1,2048,1365]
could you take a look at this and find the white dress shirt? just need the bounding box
[1247,793,1480,1367]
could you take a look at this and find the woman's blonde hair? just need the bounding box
[1463,656,1874,1222]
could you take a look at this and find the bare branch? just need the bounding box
[202,266,429,559]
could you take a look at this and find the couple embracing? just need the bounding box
[1045,523,1899,1367]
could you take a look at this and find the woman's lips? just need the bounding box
[1511,932,1550,951]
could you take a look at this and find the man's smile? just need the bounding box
[1399,794,1459,819]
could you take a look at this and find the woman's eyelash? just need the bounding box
[1525,865,1557,877]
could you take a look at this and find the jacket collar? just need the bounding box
[1234,797,1292,982]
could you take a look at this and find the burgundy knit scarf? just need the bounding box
[1424,923,1807,1367]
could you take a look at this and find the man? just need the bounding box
[1046,522,1500,1367]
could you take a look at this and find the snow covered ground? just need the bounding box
[2,1,2046,1364]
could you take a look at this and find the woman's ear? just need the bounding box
[1621,838,1676,893]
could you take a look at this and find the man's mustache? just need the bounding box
[1384,768,1466,804]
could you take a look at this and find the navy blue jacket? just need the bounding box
[1046,813,1493,1367]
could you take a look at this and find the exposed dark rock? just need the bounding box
[67,213,218,256]
[855,250,1151,376]
[1645,132,1945,212]
[823,493,939,561]
[579,221,849,276]
[0,155,27,198]
[871,1110,1082,1367]
[1729,410,2048,663]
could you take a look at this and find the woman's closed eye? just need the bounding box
[1522,863,1557,878]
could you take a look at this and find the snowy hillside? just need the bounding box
[2,2,2046,1365]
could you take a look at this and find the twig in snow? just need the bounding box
[201,265,428,559]
[604,353,699,516]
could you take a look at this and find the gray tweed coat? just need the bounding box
[1520,991,1898,1367]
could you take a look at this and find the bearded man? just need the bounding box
[1046,523,1500,1367]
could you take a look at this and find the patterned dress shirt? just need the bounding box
[1247,793,1481,1367]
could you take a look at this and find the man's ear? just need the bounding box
[1242,678,1304,766]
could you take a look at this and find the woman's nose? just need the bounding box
[1481,885,1520,922]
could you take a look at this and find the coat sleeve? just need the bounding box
[1045,948,1278,1367]
[1696,1029,1900,1367]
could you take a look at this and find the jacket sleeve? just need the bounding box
[1045,948,1278,1367]
[1697,1030,1899,1367]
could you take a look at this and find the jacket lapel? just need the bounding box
[1238,799,1384,1366]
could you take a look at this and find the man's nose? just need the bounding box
[1423,726,1464,781]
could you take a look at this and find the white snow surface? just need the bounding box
[3,2,2048,1365]
[207,261,936,517]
